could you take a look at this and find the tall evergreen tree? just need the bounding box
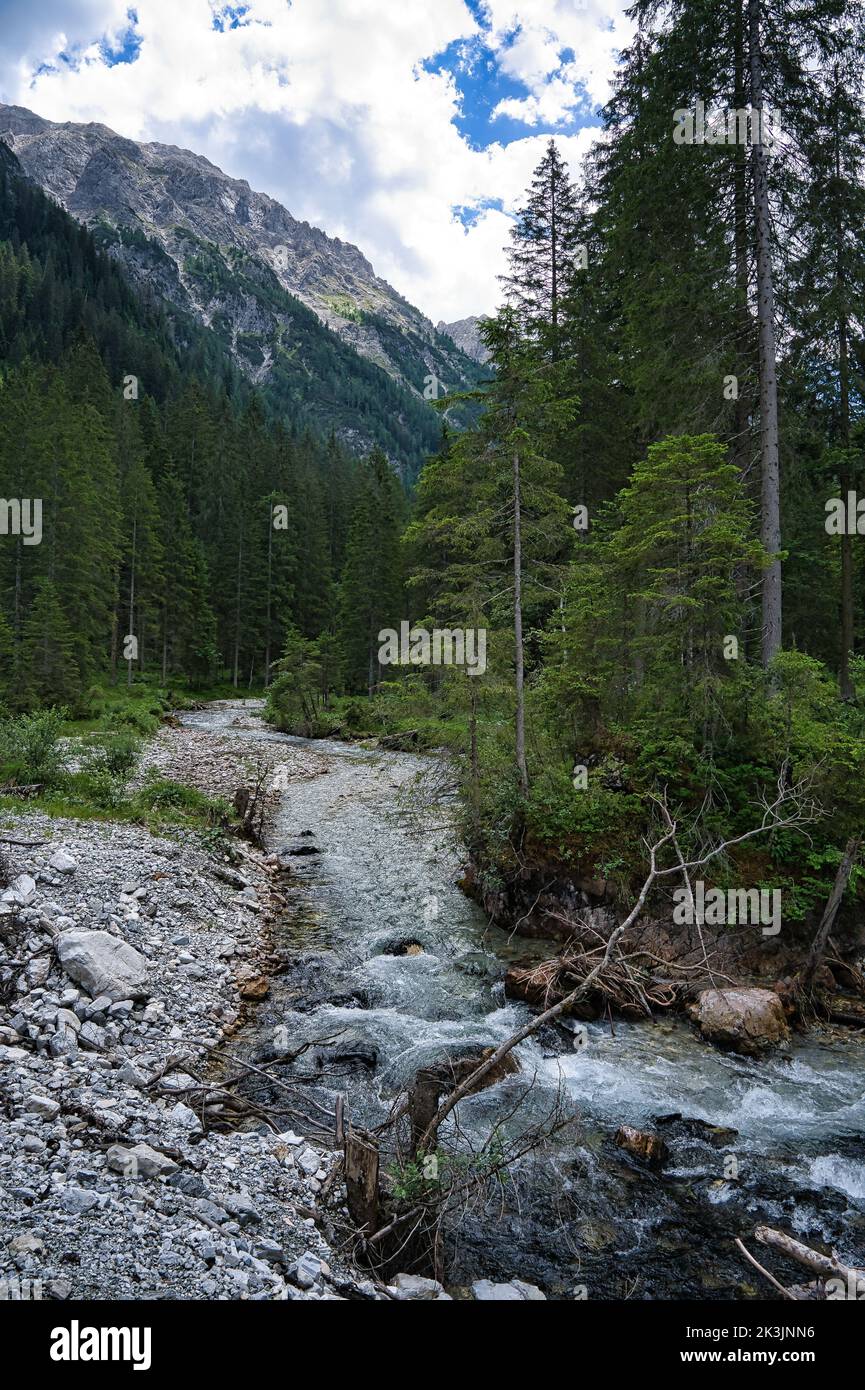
[501,140,582,357]
[338,451,405,695]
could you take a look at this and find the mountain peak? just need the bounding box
[0,103,483,462]
[437,315,491,365]
[0,104,481,400]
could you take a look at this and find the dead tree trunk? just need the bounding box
[513,449,529,797]
[344,1125,381,1240]
[409,1069,449,1155]
[802,835,861,989]
[749,0,782,668]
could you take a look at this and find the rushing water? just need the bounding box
[183,702,865,1298]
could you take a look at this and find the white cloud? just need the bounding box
[0,0,632,319]
[483,0,632,111]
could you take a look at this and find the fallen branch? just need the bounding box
[801,835,862,990]
[755,1226,865,1285]
[734,1237,796,1300]
[420,817,677,1149]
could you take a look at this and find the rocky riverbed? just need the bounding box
[0,707,544,1302]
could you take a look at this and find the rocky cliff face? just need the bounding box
[0,104,482,434]
[437,315,491,365]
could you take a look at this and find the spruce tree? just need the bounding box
[21,577,78,707]
[501,139,582,357]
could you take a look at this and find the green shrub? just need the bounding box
[132,776,228,825]
[82,732,141,779]
[106,704,161,736]
[0,707,68,785]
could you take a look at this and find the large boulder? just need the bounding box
[689,987,789,1057]
[56,929,150,1003]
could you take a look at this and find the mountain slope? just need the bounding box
[0,104,485,472]
[437,316,491,365]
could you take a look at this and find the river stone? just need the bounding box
[48,850,77,875]
[8,1231,45,1256]
[23,1094,61,1120]
[389,1273,451,1301]
[615,1125,669,1170]
[689,987,789,1056]
[62,1186,100,1214]
[472,1279,546,1301]
[56,929,150,1003]
[3,874,37,906]
[289,1252,322,1289]
[106,1142,179,1179]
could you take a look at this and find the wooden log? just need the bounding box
[344,1127,380,1238]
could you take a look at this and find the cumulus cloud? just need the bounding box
[0,0,631,318]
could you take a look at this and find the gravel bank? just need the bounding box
[0,719,375,1302]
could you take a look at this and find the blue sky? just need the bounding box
[0,0,631,318]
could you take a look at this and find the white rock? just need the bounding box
[106,1142,179,1179]
[3,874,37,906]
[56,929,150,1003]
[472,1279,546,1301]
[48,850,77,875]
[389,1273,452,1301]
[23,1095,61,1120]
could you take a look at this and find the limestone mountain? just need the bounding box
[0,103,485,471]
[437,315,491,365]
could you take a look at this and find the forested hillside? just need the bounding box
[0,141,417,704]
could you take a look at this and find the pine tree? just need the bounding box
[545,434,767,746]
[407,310,573,796]
[785,6,865,696]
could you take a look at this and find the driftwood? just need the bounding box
[755,1226,864,1285]
[506,950,675,1021]
[736,1226,865,1300]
